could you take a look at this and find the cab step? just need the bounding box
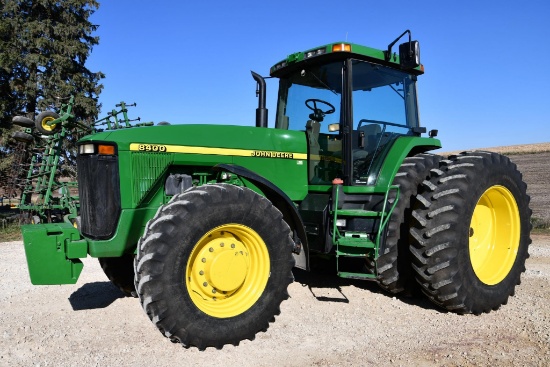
[337,271,376,280]
[334,209,381,217]
[338,235,375,248]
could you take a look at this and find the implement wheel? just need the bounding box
[367,153,441,294]
[35,111,61,135]
[409,151,531,314]
[12,116,35,128]
[12,131,33,143]
[134,184,294,349]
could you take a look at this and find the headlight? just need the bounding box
[78,143,116,155]
[79,144,95,155]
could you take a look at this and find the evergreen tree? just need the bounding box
[0,0,104,195]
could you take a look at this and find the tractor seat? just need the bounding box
[353,123,382,159]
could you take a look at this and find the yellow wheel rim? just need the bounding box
[469,185,521,285]
[41,116,58,132]
[186,224,270,318]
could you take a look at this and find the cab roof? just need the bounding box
[269,42,424,78]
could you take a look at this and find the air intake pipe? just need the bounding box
[251,71,268,128]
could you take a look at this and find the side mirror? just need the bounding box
[399,40,420,69]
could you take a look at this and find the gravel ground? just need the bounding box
[1,234,549,367]
[2,147,549,366]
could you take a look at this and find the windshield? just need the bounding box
[275,61,344,184]
[351,59,419,184]
[275,61,343,132]
[351,59,419,131]
[275,59,420,186]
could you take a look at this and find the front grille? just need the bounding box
[131,152,173,206]
[77,154,121,239]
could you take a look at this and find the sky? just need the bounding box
[87,0,550,152]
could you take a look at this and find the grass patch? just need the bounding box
[0,221,22,242]
[531,217,550,235]
[531,217,550,229]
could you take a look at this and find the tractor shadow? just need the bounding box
[292,265,440,312]
[68,281,126,311]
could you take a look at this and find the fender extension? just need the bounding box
[213,163,309,270]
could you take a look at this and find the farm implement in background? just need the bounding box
[7,96,154,224]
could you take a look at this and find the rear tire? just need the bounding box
[367,153,441,294]
[409,151,531,313]
[99,254,137,297]
[35,111,61,135]
[134,184,295,349]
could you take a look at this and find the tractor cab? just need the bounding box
[270,39,425,187]
[260,32,441,276]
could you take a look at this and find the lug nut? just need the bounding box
[201,258,206,263]
[220,242,224,247]
[212,289,217,294]
[209,247,214,252]
[199,270,204,275]
[203,282,208,287]
[231,244,235,248]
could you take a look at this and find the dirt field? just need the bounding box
[443,142,550,222]
[1,145,549,366]
[508,152,550,222]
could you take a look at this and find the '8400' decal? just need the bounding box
[137,144,167,152]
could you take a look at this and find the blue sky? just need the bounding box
[87,0,549,152]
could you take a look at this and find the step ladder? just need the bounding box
[331,185,399,280]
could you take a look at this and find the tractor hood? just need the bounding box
[78,124,307,157]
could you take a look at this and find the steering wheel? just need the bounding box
[305,99,335,122]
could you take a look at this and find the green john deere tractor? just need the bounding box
[21,30,531,349]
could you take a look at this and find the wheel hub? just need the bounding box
[469,185,520,285]
[193,237,249,295]
[186,224,270,318]
[41,116,57,131]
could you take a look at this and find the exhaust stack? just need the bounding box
[251,71,268,128]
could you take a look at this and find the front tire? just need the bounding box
[409,151,531,314]
[134,184,295,349]
[98,254,137,297]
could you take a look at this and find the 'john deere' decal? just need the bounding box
[129,143,307,160]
